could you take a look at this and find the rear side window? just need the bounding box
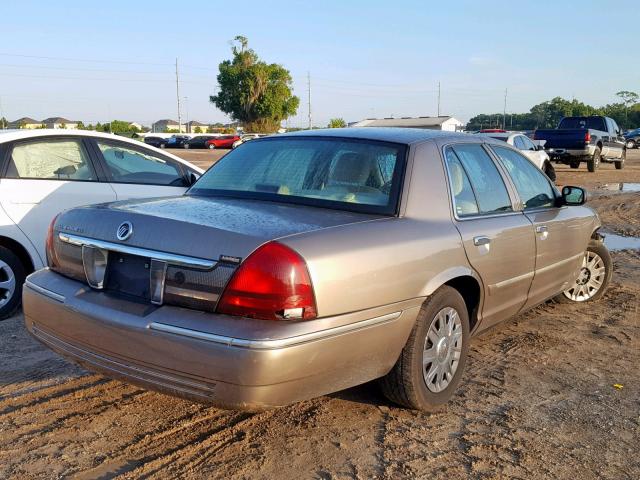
[444,149,479,217]
[96,141,186,186]
[491,146,555,209]
[6,139,97,181]
[513,136,526,150]
[447,144,512,216]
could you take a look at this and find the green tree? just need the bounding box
[76,121,86,130]
[210,36,299,133]
[0,117,7,129]
[616,91,639,127]
[194,126,202,133]
[327,118,346,128]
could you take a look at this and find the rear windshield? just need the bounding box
[188,137,407,215]
[558,117,606,131]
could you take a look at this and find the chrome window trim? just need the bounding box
[148,311,402,350]
[58,233,216,270]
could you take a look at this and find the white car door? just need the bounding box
[0,137,116,265]
[92,139,193,200]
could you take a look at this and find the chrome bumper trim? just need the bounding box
[59,232,216,270]
[149,311,402,350]
[25,279,65,303]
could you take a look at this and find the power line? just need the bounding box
[437,81,441,116]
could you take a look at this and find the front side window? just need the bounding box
[449,144,513,215]
[491,146,556,210]
[97,141,186,186]
[189,137,406,215]
[6,139,96,181]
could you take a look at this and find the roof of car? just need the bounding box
[279,127,471,144]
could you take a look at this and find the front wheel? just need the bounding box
[183,144,190,149]
[0,246,26,320]
[543,162,557,182]
[208,144,216,150]
[587,147,601,172]
[557,241,612,303]
[614,149,625,170]
[379,286,470,411]
[625,140,636,149]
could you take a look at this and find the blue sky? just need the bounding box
[1,0,637,127]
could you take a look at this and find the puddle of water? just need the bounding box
[599,183,640,193]
[602,231,640,251]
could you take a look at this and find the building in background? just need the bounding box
[350,116,464,132]
[152,119,185,133]
[186,120,208,133]
[8,117,43,129]
[41,117,78,129]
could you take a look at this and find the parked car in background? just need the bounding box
[206,135,241,149]
[477,130,556,181]
[183,135,219,149]
[232,133,268,149]
[165,135,191,149]
[143,136,168,149]
[0,129,202,320]
[623,127,640,149]
[534,116,626,172]
[24,128,610,412]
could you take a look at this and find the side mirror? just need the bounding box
[188,172,200,186]
[561,186,586,206]
[537,145,545,151]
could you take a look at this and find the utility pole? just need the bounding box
[437,82,441,117]
[503,88,508,130]
[176,58,182,133]
[0,96,5,129]
[184,96,189,133]
[307,71,312,130]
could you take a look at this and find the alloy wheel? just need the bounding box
[422,307,463,393]
[563,251,606,301]
[0,260,16,308]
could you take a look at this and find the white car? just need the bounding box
[0,129,203,319]
[232,133,268,149]
[478,131,555,181]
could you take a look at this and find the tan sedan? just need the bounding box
[23,128,611,410]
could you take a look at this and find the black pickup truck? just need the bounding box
[534,116,626,172]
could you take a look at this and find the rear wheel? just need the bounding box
[543,162,556,182]
[626,140,636,149]
[379,286,470,411]
[587,148,601,172]
[208,144,216,150]
[160,144,166,149]
[0,246,26,320]
[614,149,625,170]
[183,144,190,149]
[556,241,611,303]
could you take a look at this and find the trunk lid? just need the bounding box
[56,195,382,261]
[534,128,589,149]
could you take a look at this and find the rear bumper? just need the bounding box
[23,269,420,410]
[546,145,595,161]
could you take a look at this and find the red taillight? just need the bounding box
[217,242,317,321]
[585,131,591,142]
[45,214,59,268]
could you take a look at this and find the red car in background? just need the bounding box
[205,135,241,149]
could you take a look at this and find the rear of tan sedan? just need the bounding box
[24,130,468,410]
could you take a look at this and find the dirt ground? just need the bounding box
[1,150,639,480]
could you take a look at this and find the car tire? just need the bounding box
[0,246,26,321]
[183,144,190,149]
[555,240,612,304]
[379,286,470,411]
[208,144,216,150]
[543,162,557,182]
[569,160,580,169]
[160,144,166,149]
[614,149,625,170]
[625,140,636,149]
[587,147,601,172]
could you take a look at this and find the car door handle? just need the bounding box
[536,226,548,233]
[473,236,491,246]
